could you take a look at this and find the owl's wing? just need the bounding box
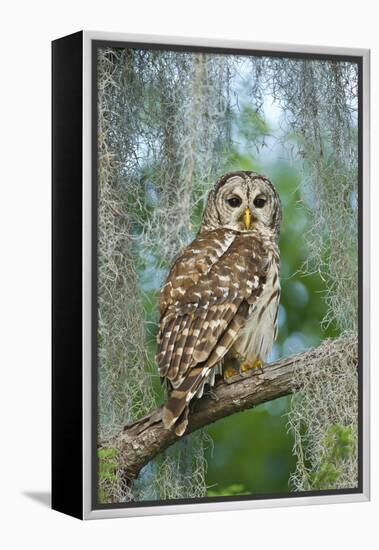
[157,228,270,435]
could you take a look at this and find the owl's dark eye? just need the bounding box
[253,197,266,208]
[227,196,242,208]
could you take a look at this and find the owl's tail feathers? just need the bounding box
[162,366,210,437]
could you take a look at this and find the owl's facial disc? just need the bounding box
[214,174,279,233]
[200,172,281,236]
[218,178,258,231]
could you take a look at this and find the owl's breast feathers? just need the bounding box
[157,227,279,436]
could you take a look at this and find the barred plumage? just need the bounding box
[157,171,282,436]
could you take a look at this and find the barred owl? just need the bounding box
[157,171,282,436]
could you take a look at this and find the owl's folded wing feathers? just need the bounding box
[157,228,269,435]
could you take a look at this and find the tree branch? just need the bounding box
[101,334,357,481]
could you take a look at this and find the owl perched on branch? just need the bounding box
[157,171,282,436]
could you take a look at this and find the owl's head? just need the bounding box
[201,171,282,238]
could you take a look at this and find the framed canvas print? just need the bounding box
[52,30,370,520]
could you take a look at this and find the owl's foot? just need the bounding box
[240,358,263,374]
[223,356,263,384]
[223,356,241,383]
[223,364,240,380]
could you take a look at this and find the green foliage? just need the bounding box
[98,448,118,503]
[206,397,296,496]
[288,333,358,492]
[309,424,355,490]
[237,105,271,144]
[208,484,250,497]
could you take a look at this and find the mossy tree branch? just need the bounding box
[100,334,357,481]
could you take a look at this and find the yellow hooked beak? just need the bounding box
[242,207,253,230]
